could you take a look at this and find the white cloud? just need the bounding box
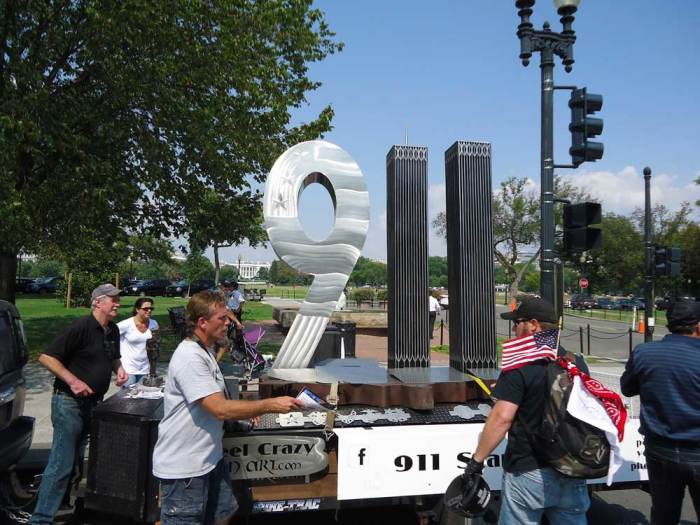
[558,166,700,217]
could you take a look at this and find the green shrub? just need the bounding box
[58,271,115,307]
[351,288,375,302]
[376,289,388,301]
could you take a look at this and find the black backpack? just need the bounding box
[535,355,610,479]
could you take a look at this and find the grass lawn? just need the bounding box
[16,295,273,361]
[564,307,667,325]
[432,336,506,358]
[263,285,310,299]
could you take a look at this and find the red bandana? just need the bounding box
[557,358,627,441]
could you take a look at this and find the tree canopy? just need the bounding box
[0,0,341,301]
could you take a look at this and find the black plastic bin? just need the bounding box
[310,321,356,365]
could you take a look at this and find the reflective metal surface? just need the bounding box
[268,358,389,384]
[264,141,369,368]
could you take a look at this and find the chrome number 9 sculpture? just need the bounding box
[264,141,370,368]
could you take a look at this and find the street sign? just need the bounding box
[579,278,589,289]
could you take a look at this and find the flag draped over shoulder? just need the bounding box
[559,358,627,441]
[501,329,559,372]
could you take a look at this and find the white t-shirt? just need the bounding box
[152,339,225,479]
[117,317,159,375]
[429,296,441,313]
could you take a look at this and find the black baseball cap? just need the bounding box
[667,299,700,329]
[500,297,557,324]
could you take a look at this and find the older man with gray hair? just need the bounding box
[30,284,127,525]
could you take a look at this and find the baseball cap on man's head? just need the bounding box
[667,299,700,329]
[500,297,557,324]
[91,283,121,301]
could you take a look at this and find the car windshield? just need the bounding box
[173,280,188,286]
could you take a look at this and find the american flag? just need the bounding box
[501,329,559,372]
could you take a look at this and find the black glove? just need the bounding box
[463,457,484,478]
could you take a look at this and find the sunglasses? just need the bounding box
[140,307,154,311]
[513,318,530,325]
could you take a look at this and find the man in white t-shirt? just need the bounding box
[429,293,441,339]
[152,290,302,525]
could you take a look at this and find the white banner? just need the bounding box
[335,421,647,500]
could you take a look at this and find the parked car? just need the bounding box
[0,300,35,487]
[122,279,171,296]
[615,298,645,311]
[164,279,215,297]
[655,296,697,310]
[27,276,64,294]
[570,295,596,310]
[595,297,616,310]
[15,277,36,293]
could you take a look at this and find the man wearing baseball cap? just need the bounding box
[621,298,700,524]
[467,297,590,524]
[30,284,128,524]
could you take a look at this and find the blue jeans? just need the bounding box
[499,467,590,525]
[645,440,700,525]
[30,391,100,525]
[122,373,145,387]
[159,459,238,525]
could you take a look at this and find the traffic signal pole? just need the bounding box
[644,167,654,342]
[540,45,556,307]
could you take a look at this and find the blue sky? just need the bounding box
[214,0,700,265]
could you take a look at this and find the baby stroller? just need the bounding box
[227,324,267,379]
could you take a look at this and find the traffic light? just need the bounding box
[654,246,682,276]
[563,202,602,253]
[569,87,604,167]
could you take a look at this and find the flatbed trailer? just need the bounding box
[81,372,647,524]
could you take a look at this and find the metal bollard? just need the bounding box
[579,326,584,355]
[587,324,591,355]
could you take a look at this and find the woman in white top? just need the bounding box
[117,297,159,386]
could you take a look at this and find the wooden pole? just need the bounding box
[66,271,73,308]
[115,272,120,289]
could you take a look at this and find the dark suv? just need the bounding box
[164,279,215,297]
[0,300,34,478]
[570,295,596,310]
[122,279,171,296]
[27,276,64,294]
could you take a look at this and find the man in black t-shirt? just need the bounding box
[466,298,590,525]
[30,284,127,525]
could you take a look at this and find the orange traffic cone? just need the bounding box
[638,319,645,334]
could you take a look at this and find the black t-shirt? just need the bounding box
[43,315,121,398]
[491,347,588,473]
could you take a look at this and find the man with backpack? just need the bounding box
[620,299,700,525]
[467,297,591,524]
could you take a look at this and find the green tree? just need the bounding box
[182,251,215,286]
[583,214,644,294]
[348,257,386,287]
[269,259,310,285]
[433,176,592,299]
[219,265,240,283]
[0,1,341,302]
[256,266,270,282]
[28,258,65,278]
[428,256,448,288]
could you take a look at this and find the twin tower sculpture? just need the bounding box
[263,140,497,374]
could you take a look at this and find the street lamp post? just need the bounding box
[515,0,581,307]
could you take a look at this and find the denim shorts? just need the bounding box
[159,459,238,525]
[499,467,589,525]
